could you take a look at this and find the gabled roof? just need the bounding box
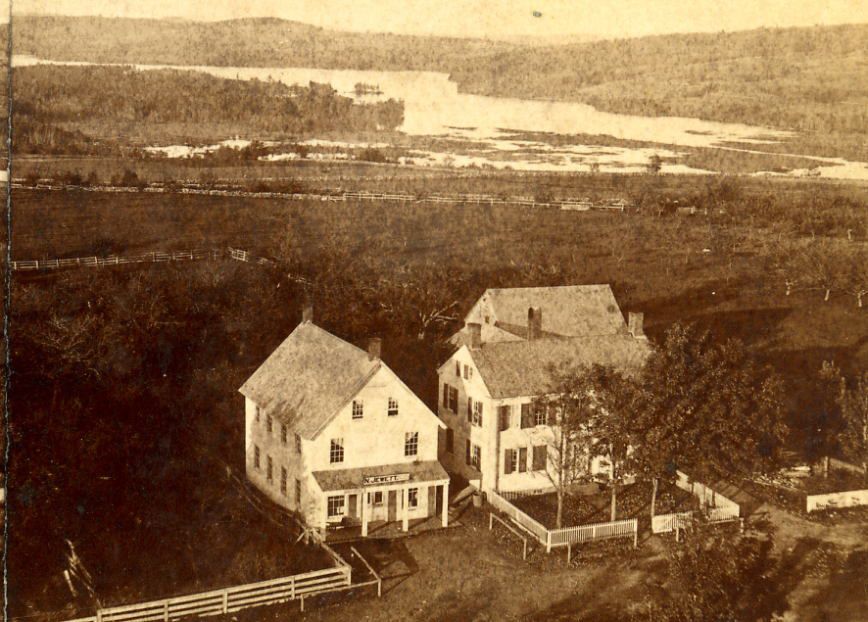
[471,285,627,338]
[467,334,652,399]
[239,322,380,439]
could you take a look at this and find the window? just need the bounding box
[330,438,344,464]
[295,433,302,454]
[404,432,419,456]
[295,479,301,504]
[446,428,454,453]
[281,424,287,446]
[534,406,547,427]
[518,447,528,473]
[449,387,458,412]
[254,445,260,469]
[472,401,484,427]
[266,415,273,434]
[455,361,461,376]
[532,445,547,471]
[327,495,345,518]
[407,488,419,509]
[388,397,399,417]
[463,364,472,380]
[266,456,273,482]
[471,444,481,469]
[498,405,511,431]
[280,467,287,495]
[369,490,384,506]
[352,400,364,419]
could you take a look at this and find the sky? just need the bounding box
[11,0,868,39]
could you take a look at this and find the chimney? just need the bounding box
[527,307,542,340]
[467,323,482,350]
[302,304,314,323]
[367,337,382,361]
[628,312,646,339]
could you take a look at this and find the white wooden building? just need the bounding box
[240,307,449,536]
[437,285,651,494]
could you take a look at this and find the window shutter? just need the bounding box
[465,439,471,465]
[467,398,473,422]
[443,383,449,407]
[521,403,532,429]
[478,402,483,426]
[533,445,547,471]
[518,447,528,473]
[498,406,510,431]
[504,449,515,474]
[456,361,461,376]
[547,406,557,426]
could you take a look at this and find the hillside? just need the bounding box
[10,16,868,159]
[11,15,515,71]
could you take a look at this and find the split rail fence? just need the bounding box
[11,249,223,272]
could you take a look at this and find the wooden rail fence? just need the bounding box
[62,565,351,622]
[11,249,223,272]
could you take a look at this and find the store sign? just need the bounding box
[363,473,410,486]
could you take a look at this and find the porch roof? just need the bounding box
[312,460,449,492]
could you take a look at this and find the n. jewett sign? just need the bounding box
[362,473,411,486]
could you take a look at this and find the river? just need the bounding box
[13,55,868,180]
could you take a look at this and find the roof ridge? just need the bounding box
[302,321,377,359]
[486,283,611,293]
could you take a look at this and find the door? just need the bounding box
[387,490,398,522]
[429,485,438,518]
[347,494,358,518]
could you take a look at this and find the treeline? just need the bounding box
[13,65,404,154]
[449,24,868,153]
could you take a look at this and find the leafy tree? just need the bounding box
[588,364,644,521]
[636,522,784,622]
[808,360,844,477]
[632,324,787,514]
[838,371,868,477]
[647,154,663,174]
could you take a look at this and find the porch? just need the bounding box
[326,513,458,543]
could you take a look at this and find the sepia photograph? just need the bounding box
[2,1,867,620]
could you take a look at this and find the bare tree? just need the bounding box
[534,363,598,529]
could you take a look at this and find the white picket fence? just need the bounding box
[651,511,694,534]
[487,489,549,544]
[62,565,351,622]
[487,490,637,553]
[547,518,637,550]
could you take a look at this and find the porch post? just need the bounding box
[441,481,449,528]
[361,489,368,537]
[402,485,410,532]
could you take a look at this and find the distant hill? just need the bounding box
[11,15,516,71]
[10,16,868,158]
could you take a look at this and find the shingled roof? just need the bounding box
[468,334,652,399]
[473,285,627,338]
[239,322,380,439]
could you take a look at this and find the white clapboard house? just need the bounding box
[240,307,449,536]
[437,285,651,494]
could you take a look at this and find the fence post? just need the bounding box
[489,513,493,531]
[633,522,638,549]
[163,600,169,622]
[222,589,228,614]
[546,531,551,554]
[299,596,304,613]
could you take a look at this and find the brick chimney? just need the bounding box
[628,312,646,339]
[302,304,314,323]
[467,323,482,350]
[527,307,542,340]
[368,337,382,361]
